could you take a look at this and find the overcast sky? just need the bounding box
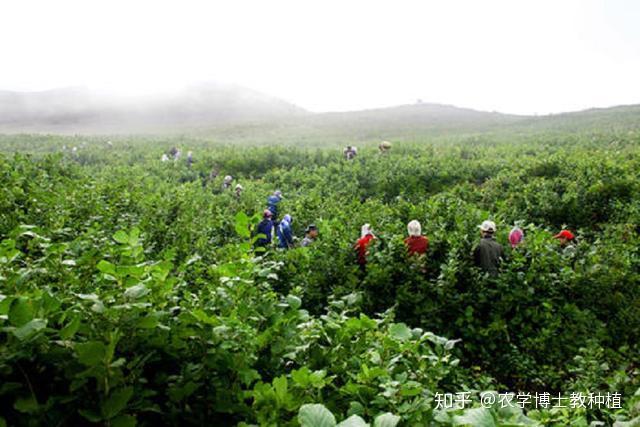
[1,0,639,114]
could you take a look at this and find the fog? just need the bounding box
[1,0,640,115]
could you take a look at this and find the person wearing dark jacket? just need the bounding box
[267,190,283,222]
[254,210,274,248]
[276,214,294,249]
[473,220,504,276]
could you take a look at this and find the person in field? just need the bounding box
[554,229,576,256]
[186,151,194,168]
[161,153,169,162]
[222,175,233,190]
[379,141,392,154]
[509,225,524,248]
[169,147,181,161]
[277,214,295,249]
[267,190,283,222]
[343,145,358,160]
[300,224,319,247]
[354,224,376,268]
[254,209,274,249]
[474,220,504,276]
[405,220,429,256]
[235,184,243,198]
[209,166,220,181]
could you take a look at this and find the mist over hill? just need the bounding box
[0,83,307,133]
[1,83,639,140]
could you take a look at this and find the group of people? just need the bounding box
[355,219,576,276]
[250,186,577,276]
[163,141,391,171]
[161,147,577,276]
[161,142,390,173]
[342,141,392,160]
[161,147,194,167]
[254,190,320,250]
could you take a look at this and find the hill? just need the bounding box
[0,83,307,133]
[1,83,640,141]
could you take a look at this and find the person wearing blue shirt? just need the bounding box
[267,190,283,222]
[277,214,294,249]
[254,209,274,248]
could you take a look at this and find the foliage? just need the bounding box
[0,132,639,425]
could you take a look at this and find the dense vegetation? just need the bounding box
[0,130,639,426]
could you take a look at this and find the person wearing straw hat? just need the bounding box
[474,220,504,276]
[378,141,392,154]
[234,184,243,199]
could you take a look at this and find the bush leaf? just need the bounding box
[298,403,337,427]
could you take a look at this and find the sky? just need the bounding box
[1,0,639,114]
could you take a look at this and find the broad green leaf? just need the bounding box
[112,414,137,427]
[613,417,640,427]
[337,415,369,427]
[42,292,61,312]
[273,376,289,405]
[388,323,412,341]
[60,316,81,339]
[235,212,251,238]
[124,284,150,300]
[286,295,302,309]
[347,401,365,417]
[291,367,311,387]
[78,409,103,422]
[76,341,106,366]
[129,228,140,245]
[373,413,401,427]
[136,314,159,329]
[102,387,133,419]
[9,297,33,327]
[97,260,116,275]
[453,407,497,427]
[0,296,12,315]
[77,293,100,301]
[113,230,129,244]
[14,396,38,413]
[13,318,47,340]
[298,403,337,427]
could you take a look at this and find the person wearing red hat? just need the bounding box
[554,229,576,256]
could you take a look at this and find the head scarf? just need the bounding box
[407,220,422,237]
[509,227,524,248]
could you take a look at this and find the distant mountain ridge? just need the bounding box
[1,83,639,136]
[0,83,307,133]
